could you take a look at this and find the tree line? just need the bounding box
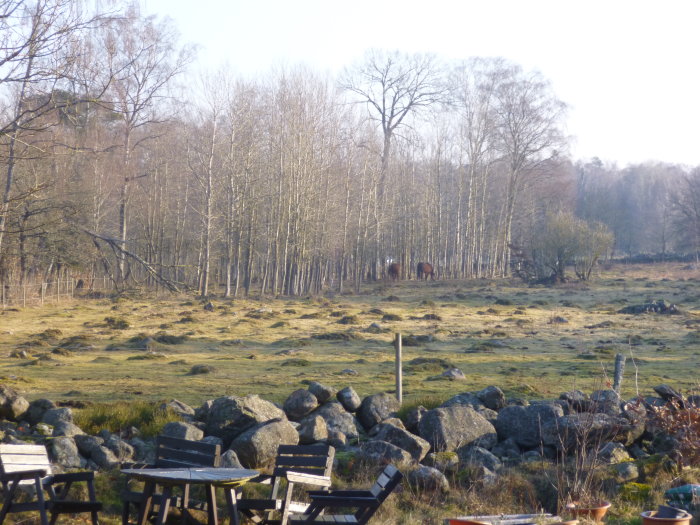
[1,1,698,299]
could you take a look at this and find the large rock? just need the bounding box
[24,399,57,425]
[495,403,564,449]
[283,390,319,421]
[308,382,336,404]
[104,434,135,462]
[205,395,286,446]
[477,386,507,411]
[554,412,644,449]
[160,399,196,419]
[440,393,484,410]
[161,421,204,441]
[356,440,415,468]
[42,407,73,426]
[52,421,85,438]
[418,406,497,452]
[74,435,105,458]
[230,419,299,469]
[371,423,431,462]
[0,385,28,421]
[407,465,450,492]
[306,402,360,440]
[91,445,119,469]
[591,389,622,415]
[457,445,502,472]
[49,436,82,469]
[336,387,361,412]
[358,393,400,430]
[297,415,328,444]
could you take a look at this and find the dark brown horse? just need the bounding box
[387,262,401,281]
[417,262,435,280]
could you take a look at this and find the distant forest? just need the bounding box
[2,1,699,298]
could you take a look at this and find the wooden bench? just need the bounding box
[121,435,221,525]
[0,443,102,525]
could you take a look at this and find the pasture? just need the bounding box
[1,262,699,407]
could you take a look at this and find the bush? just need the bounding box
[74,401,181,437]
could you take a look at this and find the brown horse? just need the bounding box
[417,262,435,280]
[388,262,401,280]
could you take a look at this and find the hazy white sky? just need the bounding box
[142,0,700,167]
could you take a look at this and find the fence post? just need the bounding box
[22,284,26,308]
[613,353,626,395]
[394,333,403,404]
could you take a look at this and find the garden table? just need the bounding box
[121,467,259,525]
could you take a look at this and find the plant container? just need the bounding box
[641,510,692,525]
[565,501,611,523]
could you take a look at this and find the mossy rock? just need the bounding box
[329,311,347,318]
[337,315,359,325]
[422,313,442,321]
[368,308,385,315]
[176,316,196,324]
[382,313,402,322]
[104,316,130,329]
[311,332,360,342]
[188,364,215,375]
[420,300,436,307]
[36,329,63,340]
[281,358,311,367]
[495,298,513,305]
[383,296,400,302]
[300,312,324,319]
[406,357,454,373]
[155,334,189,345]
[127,352,167,361]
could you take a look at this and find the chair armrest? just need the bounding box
[47,471,95,484]
[307,494,378,506]
[285,471,332,488]
[245,473,273,485]
[0,469,47,482]
[308,489,372,498]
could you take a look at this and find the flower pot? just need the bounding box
[565,501,611,522]
[641,510,692,525]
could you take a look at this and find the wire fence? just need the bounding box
[1,276,112,308]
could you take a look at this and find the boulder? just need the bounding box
[336,387,361,412]
[405,406,427,433]
[407,465,449,492]
[42,407,73,426]
[440,392,485,410]
[308,382,336,404]
[74,435,105,458]
[419,406,497,452]
[221,449,243,468]
[591,389,622,415]
[91,445,119,469]
[597,442,632,464]
[371,423,430,461]
[104,434,135,462]
[307,402,360,440]
[477,386,507,411]
[358,393,400,430]
[24,398,57,425]
[230,419,299,469]
[554,412,644,450]
[52,421,85,438]
[205,395,286,446]
[161,421,204,441]
[283,389,319,421]
[297,415,328,444]
[423,451,459,472]
[356,440,414,468]
[160,399,196,419]
[0,385,29,421]
[49,436,82,468]
[495,402,564,448]
[457,445,502,472]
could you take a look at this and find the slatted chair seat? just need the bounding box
[287,464,403,525]
[121,435,221,525]
[0,443,102,525]
[237,444,335,525]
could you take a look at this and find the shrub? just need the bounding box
[650,400,700,467]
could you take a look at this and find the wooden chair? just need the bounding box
[237,444,335,525]
[0,443,102,525]
[287,464,403,524]
[121,435,221,525]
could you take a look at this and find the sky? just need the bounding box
[141,0,700,168]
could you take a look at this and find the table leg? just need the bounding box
[280,481,294,525]
[205,484,218,525]
[136,482,155,525]
[224,487,239,525]
[155,486,172,525]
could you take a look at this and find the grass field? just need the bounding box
[1,262,699,409]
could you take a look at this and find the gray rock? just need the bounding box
[42,407,73,426]
[24,398,57,425]
[591,389,622,415]
[371,423,430,461]
[308,382,336,404]
[457,446,502,472]
[326,430,347,448]
[205,395,286,446]
[611,461,639,482]
[160,399,196,419]
[440,392,485,410]
[555,412,645,449]
[358,393,401,430]
[105,434,135,462]
[419,406,497,452]
[297,415,328,444]
[405,406,427,433]
[407,465,449,492]
[194,399,214,421]
[0,385,29,421]
[495,403,564,448]
[161,421,204,441]
[441,368,466,380]
[52,421,85,438]
[230,419,299,469]
[560,390,592,412]
[307,402,360,440]
[129,437,155,465]
[91,445,119,469]
[356,440,415,468]
[50,436,81,468]
[477,386,507,411]
[74,435,105,458]
[597,442,632,464]
[423,451,459,472]
[220,449,243,468]
[336,387,361,412]
[490,437,521,460]
[283,389,319,421]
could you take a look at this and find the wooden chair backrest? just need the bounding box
[154,435,221,469]
[271,444,335,478]
[357,464,403,523]
[0,443,52,485]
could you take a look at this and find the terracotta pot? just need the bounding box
[565,501,611,522]
[641,510,692,525]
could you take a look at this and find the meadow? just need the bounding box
[1,262,699,409]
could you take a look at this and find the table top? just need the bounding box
[121,467,259,486]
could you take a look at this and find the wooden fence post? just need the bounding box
[394,333,403,404]
[613,353,626,395]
